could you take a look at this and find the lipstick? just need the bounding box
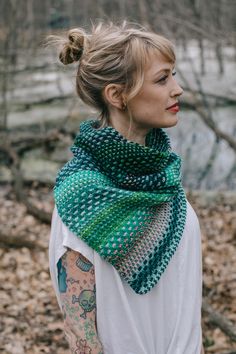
[166,102,179,112]
[167,106,179,113]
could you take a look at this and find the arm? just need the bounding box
[57,248,103,354]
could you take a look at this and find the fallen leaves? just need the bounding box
[0,186,235,353]
[188,192,236,353]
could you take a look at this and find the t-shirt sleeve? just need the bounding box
[53,206,94,265]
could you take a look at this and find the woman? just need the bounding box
[49,21,203,354]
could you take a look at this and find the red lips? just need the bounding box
[166,102,179,109]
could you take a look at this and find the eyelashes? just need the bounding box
[157,71,176,84]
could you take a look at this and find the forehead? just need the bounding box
[144,51,174,76]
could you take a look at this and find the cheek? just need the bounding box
[144,89,166,107]
[155,96,168,112]
[129,87,167,114]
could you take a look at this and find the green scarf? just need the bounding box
[54,119,187,294]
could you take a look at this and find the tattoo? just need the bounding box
[72,287,96,319]
[74,339,92,354]
[67,277,80,285]
[58,249,103,353]
[57,258,68,293]
[76,254,93,272]
[84,318,100,345]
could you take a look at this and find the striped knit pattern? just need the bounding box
[54,119,187,294]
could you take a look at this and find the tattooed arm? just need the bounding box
[57,248,103,354]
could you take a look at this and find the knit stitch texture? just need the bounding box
[54,119,187,294]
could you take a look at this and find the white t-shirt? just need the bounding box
[49,200,202,354]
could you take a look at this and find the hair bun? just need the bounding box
[59,28,85,65]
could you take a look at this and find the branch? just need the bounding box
[195,105,236,152]
[0,128,65,154]
[180,89,236,106]
[1,141,52,224]
[177,64,236,153]
[0,230,46,250]
[21,93,72,108]
[160,13,233,44]
[202,298,236,342]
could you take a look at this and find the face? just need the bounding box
[127,51,183,131]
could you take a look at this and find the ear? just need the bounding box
[103,84,125,110]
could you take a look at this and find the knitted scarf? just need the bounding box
[54,119,187,294]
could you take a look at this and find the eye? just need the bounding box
[158,75,168,83]
[156,70,176,84]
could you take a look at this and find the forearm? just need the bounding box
[57,249,103,354]
[62,304,103,354]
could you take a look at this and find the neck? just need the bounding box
[108,110,150,146]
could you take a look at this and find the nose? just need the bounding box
[170,79,184,97]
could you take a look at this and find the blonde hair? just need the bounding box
[47,21,175,128]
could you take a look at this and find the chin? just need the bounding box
[162,115,179,128]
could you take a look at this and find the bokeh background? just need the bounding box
[0,1,236,353]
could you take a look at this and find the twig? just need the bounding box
[177,65,236,153]
[202,298,236,342]
[1,141,52,224]
[0,230,46,250]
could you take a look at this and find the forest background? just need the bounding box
[0,0,236,353]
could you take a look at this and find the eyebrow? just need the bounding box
[154,68,172,76]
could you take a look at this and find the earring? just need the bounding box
[122,102,127,111]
